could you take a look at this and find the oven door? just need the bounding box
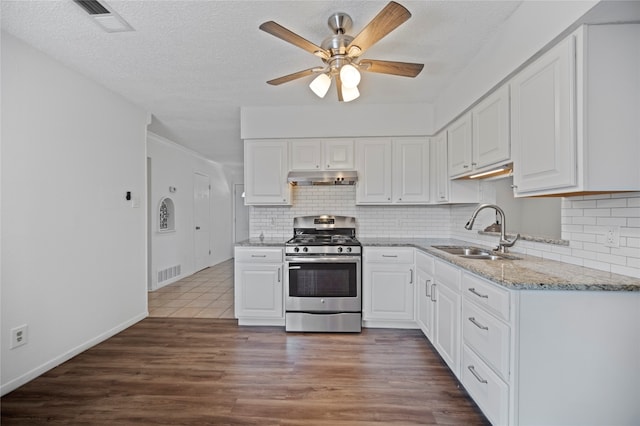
[285,256,361,313]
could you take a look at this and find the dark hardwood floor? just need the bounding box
[1,318,489,425]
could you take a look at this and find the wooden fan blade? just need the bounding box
[260,21,329,58]
[336,74,344,102]
[267,68,320,85]
[347,2,411,57]
[359,59,424,77]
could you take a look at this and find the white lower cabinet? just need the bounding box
[415,251,435,340]
[430,259,462,377]
[363,247,416,328]
[461,271,511,425]
[462,344,510,426]
[234,247,284,326]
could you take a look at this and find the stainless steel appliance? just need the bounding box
[285,215,362,332]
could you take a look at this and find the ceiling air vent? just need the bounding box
[73,0,110,15]
[73,0,134,33]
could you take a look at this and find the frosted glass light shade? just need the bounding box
[342,85,360,102]
[309,74,331,98]
[339,64,361,88]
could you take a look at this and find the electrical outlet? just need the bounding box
[604,226,620,248]
[10,324,28,349]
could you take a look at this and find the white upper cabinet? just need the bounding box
[432,132,481,204]
[449,86,510,179]
[289,139,354,171]
[289,139,322,170]
[356,137,430,204]
[356,138,393,204]
[510,33,576,194]
[324,139,355,170]
[393,137,430,204]
[447,113,473,177]
[511,24,640,196]
[244,139,291,205]
[472,85,510,171]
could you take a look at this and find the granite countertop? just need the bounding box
[360,238,640,292]
[235,238,285,247]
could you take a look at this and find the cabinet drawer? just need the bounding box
[365,247,414,264]
[462,300,510,379]
[415,250,434,275]
[235,248,282,263]
[435,259,461,291]
[461,345,509,426]
[462,273,510,321]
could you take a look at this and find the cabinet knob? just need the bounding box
[326,164,330,168]
[510,184,518,189]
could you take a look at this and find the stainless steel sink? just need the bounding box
[432,245,520,260]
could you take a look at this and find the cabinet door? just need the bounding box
[511,35,576,195]
[244,140,290,205]
[235,263,283,318]
[393,137,430,203]
[472,85,510,169]
[448,113,473,177]
[432,133,449,203]
[416,267,435,341]
[324,139,354,170]
[290,140,322,170]
[433,282,461,376]
[364,264,414,321]
[356,139,392,204]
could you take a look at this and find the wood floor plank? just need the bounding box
[1,318,489,425]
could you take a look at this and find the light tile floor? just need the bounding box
[148,259,235,319]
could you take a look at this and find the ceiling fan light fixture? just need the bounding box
[342,85,360,102]
[339,64,361,89]
[309,73,332,98]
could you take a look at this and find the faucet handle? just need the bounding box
[501,233,520,248]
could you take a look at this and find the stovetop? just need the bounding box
[285,215,361,255]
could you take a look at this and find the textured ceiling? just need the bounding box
[1,0,525,168]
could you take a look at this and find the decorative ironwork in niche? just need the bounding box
[158,197,175,232]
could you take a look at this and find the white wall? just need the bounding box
[1,33,149,395]
[241,103,435,140]
[147,133,233,290]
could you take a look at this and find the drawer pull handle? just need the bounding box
[251,254,267,258]
[430,283,437,302]
[468,317,489,330]
[468,287,489,299]
[382,255,398,258]
[277,267,281,283]
[468,365,488,384]
[426,279,431,297]
[409,269,413,284]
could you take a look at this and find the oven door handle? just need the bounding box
[286,257,361,264]
[289,266,301,270]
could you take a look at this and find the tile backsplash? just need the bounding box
[250,187,640,278]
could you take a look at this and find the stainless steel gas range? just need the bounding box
[284,215,362,332]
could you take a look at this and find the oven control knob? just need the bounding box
[337,247,343,253]
[294,247,300,253]
[346,247,352,253]
[321,299,325,303]
[302,247,308,253]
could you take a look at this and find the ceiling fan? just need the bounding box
[259,1,424,102]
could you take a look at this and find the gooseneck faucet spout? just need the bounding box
[465,204,520,253]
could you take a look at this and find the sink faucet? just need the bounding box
[465,204,520,253]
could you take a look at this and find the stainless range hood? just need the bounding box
[287,170,358,186]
